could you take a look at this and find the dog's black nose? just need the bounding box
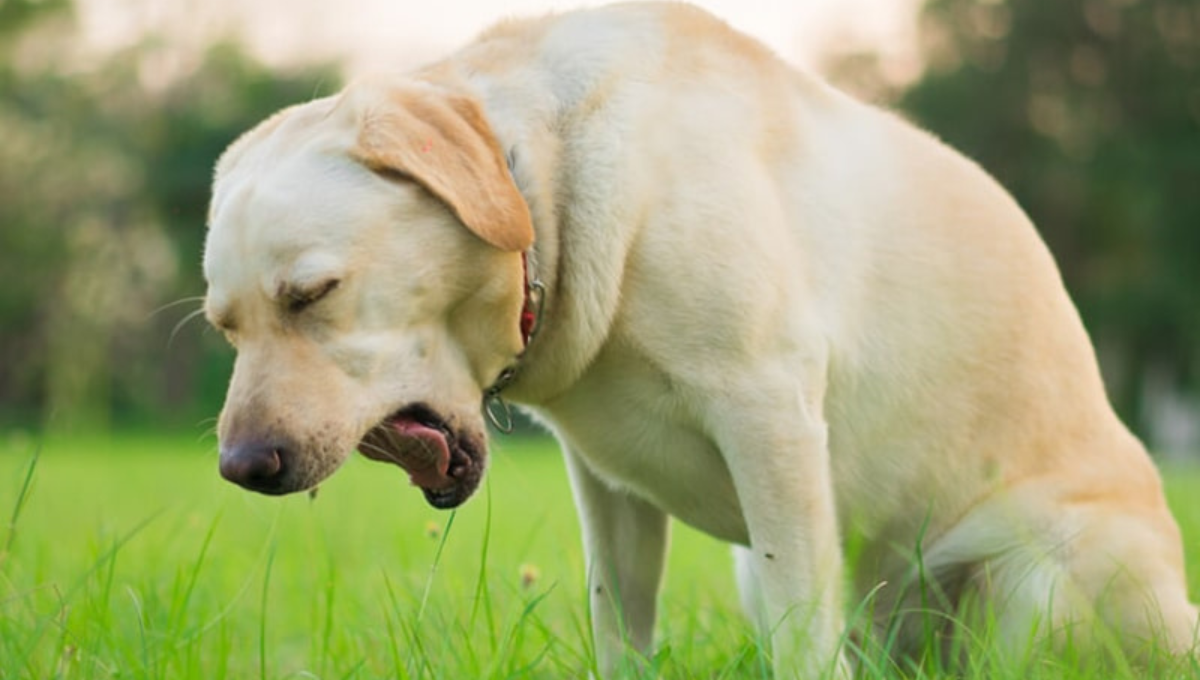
[219,440,288,494]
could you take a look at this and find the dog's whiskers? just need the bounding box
[148,295,206,320]
[357,440,397,461]
[168,307,210,349]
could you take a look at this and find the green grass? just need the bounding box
[2,431,1199,679]
[0,431,758,679]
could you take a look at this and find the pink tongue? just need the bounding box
[389,418,452,489]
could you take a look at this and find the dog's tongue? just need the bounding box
[388,416,451,489]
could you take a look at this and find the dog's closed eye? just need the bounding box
[285,278,340,314]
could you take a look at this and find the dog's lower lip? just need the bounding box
[423,486,466,509]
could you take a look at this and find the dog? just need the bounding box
[203,3,1197,676]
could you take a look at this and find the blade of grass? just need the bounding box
[174,510,282,647]
[841,580,893,679]
[337,658,367,680]
[317,554,337,677]
[2,442,41,564]
[259,537,278,680]
[125,584,155,679]
[414,510,456,626]
[398,593,434,680]
[393,509,459,680]
[13,509,163,675]
[379,572,411,680]
[470,476,498,652]
[490,585,556,678]
[169,510,223,638]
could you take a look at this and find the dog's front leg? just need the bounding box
[563,448,670,678]
[715,382,850,680]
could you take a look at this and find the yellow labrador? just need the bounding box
[204,3,1197,676]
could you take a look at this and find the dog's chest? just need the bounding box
[534,346,750,544]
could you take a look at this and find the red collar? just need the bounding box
[483,251,543,430]
[518,251,541,347]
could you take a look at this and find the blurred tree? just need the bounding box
[895,0,1200,446]
[0,1,339,431]
[1,0,88,426]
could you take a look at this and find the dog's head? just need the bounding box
[203,78,533,508]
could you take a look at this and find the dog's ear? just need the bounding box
[348,84,534,253]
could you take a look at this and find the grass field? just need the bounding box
[3,431,1200,679]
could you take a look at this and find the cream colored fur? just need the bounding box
[204,3,1197,677]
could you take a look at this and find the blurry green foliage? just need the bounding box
[1,0,1196,446]
[898,0,1200,441]
[0,0,339,430]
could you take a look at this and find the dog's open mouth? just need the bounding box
[357,404,484,509]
